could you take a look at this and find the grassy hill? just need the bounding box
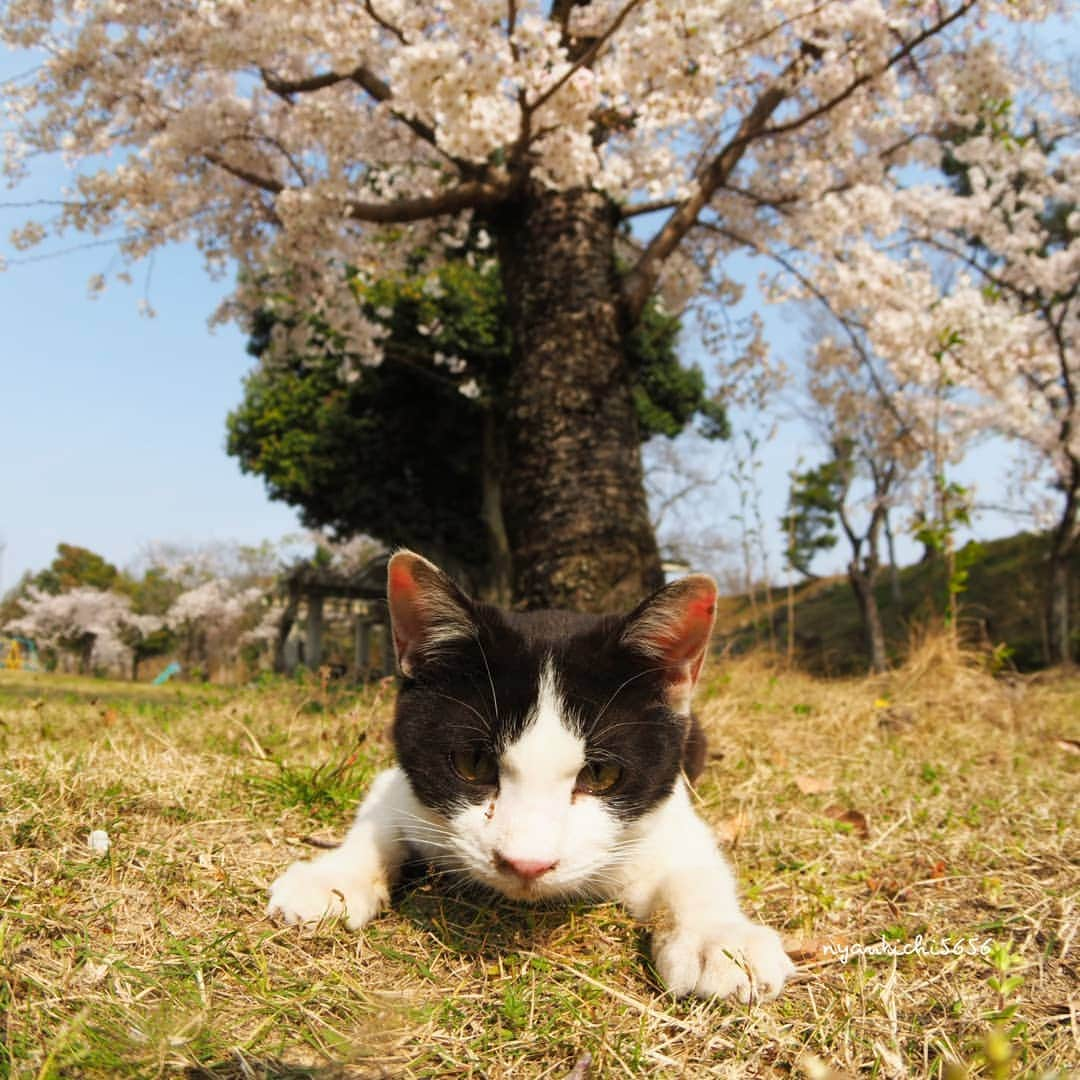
[714,531,1079,674]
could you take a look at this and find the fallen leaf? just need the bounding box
[867,877,905,899]
[565,1053,593,1080]
[783,935,831,963]
[795,774,834,795]
[823,804,870,838]
[78,960,110,987]
[1055,738,1080,756]
[715,813,748,845]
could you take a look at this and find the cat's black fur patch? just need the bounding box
[392,597,705,822]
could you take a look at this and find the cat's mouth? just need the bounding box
[493,877,570,903]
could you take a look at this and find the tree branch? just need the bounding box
[760,1,977,142]
[203,151,283,196]
[622,3,976,322]
[345,179,512,223]
[365,0,408,44]
[260,68,353,96]
[529,0,645,113]
[260,65,450,161]
[619,198,682,219]
[621,54,803,321]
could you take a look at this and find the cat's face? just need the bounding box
[387,552,716,901]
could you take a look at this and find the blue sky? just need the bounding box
[0,27,1058,597]
[1,207,304,592]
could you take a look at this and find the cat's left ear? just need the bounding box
[620,574,718,714]
[387,550,477,677]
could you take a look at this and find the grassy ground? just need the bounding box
[1,643,1077,1078]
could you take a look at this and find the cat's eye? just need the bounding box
[575,762,622,795]
[450,746,498,786]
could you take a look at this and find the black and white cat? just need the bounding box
[267,550,795,1001]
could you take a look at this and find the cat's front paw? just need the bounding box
[652,919,795,1001]
[267,857,388,931]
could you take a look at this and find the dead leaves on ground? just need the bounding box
[822,804,871,838]
[791,774,871,839]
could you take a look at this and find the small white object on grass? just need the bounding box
[88,829,111,855]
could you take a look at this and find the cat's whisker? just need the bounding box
[585,718,656,744]
[587,664,669,733]
[472,632,500,731]
[428,690,491,732]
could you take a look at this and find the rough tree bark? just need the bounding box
[839,501,888,674]
[493,185,664,612]
[848,559,887,674]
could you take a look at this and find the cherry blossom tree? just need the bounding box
[166,579,267,677]
[785,331,931,670]
[6,586,161,675]
[788,79,1078,662]
[2,0,1056,609]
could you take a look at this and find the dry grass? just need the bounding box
[1,642,1077,1078]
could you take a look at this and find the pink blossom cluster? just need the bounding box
[7,586,162,672]
[2,0,1060,373]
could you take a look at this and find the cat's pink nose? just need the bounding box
[494,852,558,881]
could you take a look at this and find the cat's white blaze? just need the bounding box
[496,660,583,855]
[445,659,620,898]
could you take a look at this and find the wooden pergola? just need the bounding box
[274,554,395,679]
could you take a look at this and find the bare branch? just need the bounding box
[203,151,282,195]
[260,64,450,159]
[508,0,520,61]
[619,198,682,219]
[364,0,408,44]
[260,68,353,96]
[621,56,801,321]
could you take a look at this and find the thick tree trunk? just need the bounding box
[848,563,887,674]
[493,186,663,612]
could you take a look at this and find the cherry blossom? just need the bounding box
[5,586,160,674]
[2,0,1068,609]
[0,0,1058,362]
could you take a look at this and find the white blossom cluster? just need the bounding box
[2,0,1074,532]
[2,0,1058,365]
[782,74,1078,530]
[7,586,162,673]
[166,579,265,631]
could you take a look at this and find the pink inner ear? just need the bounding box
[654,588,716,663]
[388,557,426,660]
[389,561,419,601]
